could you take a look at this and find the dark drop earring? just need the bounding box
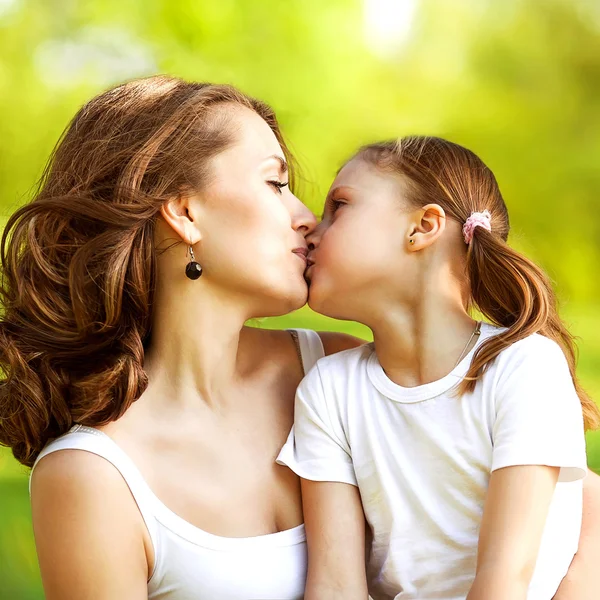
[185,245,203,280]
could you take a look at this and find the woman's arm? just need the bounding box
[302,479,369,600]
[553,469,600,600]
[467,465,560,600]
[31,450,149,600]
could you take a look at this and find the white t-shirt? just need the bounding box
[277,323,587,600]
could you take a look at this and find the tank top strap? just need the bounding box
[30,424,160,554]
[288,328,325,374]
[277,329,325,468]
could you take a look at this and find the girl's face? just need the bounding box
[164,106,317,317]
[305,157,418,322]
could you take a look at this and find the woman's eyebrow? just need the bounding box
[263,154,288,175]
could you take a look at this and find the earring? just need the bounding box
[185,245,203,280]
[409,238,415,245]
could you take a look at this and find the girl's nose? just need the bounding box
[305,220,325,250]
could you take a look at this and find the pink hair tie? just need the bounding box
[462,210,492,244]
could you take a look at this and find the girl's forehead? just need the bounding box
[331,157,404,196]
[334,157,373,182]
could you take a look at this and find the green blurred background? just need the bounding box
[1,0,599,597]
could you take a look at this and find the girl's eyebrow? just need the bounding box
[322,185,356,218]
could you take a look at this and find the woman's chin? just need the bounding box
[268,277,309,316]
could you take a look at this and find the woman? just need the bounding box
[0,76,598,599]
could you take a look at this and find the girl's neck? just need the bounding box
[370,296,479,389]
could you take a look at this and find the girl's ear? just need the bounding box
[406,203,446,251]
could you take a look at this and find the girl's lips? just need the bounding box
[303,263,315,284]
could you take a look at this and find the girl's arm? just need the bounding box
[467,465,560,600]
[474,336,587,599]
[301,479,369,600]
[553,469,600,600]
[277,352,368,598]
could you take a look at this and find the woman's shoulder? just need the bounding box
[316,331,366,356]
[31,445,134,505]
[241,326,365,357]
[30,448,150,594]
[30,447,146,554]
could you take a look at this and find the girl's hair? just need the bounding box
[0,75,295,467]
[355,136,600,430]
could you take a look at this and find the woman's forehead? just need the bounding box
[227,106,283,159]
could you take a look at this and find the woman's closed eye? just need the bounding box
[268,180,289,194]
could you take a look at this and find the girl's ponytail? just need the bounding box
[461,225,600,430]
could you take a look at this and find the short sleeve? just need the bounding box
[276,364,357,486]
[492,335,587,482]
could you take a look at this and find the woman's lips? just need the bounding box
[292,248,308,264]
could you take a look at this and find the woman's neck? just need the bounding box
[143,284,253,411]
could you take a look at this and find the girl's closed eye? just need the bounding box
[268,180,288,194]
[328,198,346,214]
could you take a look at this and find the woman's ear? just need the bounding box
[160,190,203,245]
[406,203,446,251]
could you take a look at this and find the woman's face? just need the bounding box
[173,106,317,317]
[305,157,415,322]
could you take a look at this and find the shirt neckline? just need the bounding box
[366,322,499,403]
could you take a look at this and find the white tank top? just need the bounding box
[30,329,325,600]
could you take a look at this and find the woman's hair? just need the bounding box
[0,75,296,467]
[355,136,600,431]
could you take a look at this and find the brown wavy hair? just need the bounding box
[355,136,600,431]
[0,75,295,467]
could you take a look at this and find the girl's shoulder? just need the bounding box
[487,329,572,391]
[312,341,374,380]
[493,330,566,367]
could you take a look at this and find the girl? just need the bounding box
[278,136,600,599]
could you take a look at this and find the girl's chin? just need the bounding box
[306,284,328,315]
[307,281,352,320]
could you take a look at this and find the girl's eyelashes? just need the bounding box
[268,180,289,194]
[327,198,346,214]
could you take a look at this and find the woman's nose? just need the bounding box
[293,202,318,238]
